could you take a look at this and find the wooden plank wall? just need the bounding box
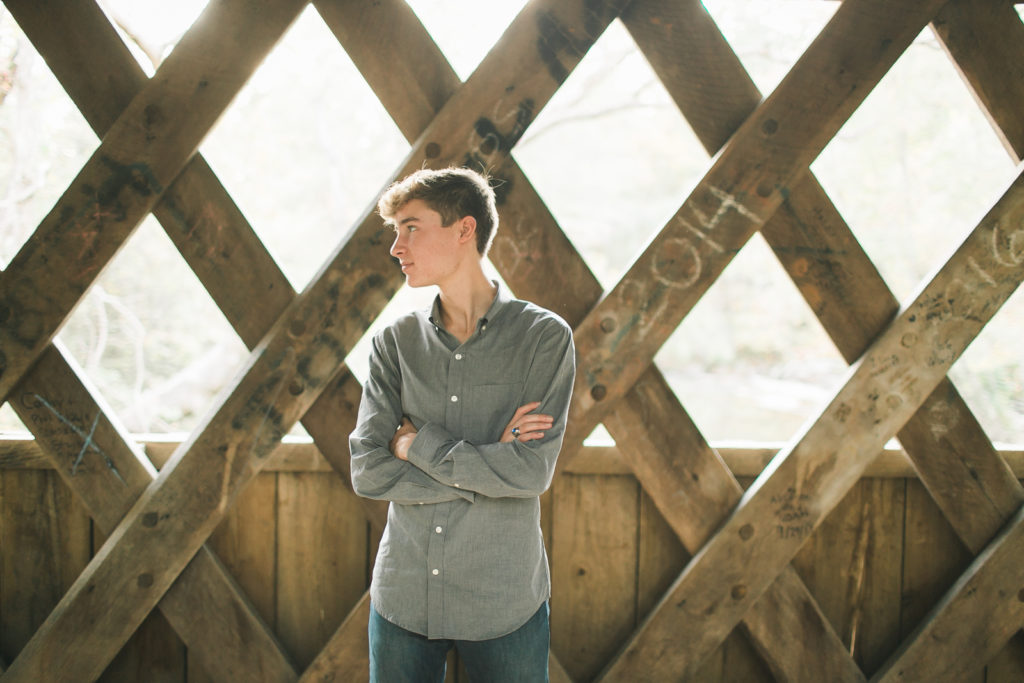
[3,440,1024,682]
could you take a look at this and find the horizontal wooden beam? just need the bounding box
[8,434,1022,479]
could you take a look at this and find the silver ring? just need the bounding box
[511,426,520,437]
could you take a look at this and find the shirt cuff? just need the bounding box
[409,423,474,500]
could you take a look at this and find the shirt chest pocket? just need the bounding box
[465,382,523,443]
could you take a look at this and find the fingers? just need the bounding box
[516,414,554,432]
[503,402,555,443]
[511,401,542,421]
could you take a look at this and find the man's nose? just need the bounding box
[390,234,404,258]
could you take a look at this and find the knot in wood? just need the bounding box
[739,524,754,541]
[425,142,441,159]
[590,384,607,401]
[761,118,779,135]
[137,573,154,588]
[142,512,159,528]
[731,584,747,601]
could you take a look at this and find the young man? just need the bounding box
[349,167,575,681]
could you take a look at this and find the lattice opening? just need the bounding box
[56,218,248,433]
[812,23,1017,300]
[656,231,849,442]
[405,0,527,80]
[198,5,409,291]
[703,0,837,95]
[949,285,1024,444]
[514,19,707,290]
[0,13,94,270]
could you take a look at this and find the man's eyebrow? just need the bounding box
[397,215,420,225]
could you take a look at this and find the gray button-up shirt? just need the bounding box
[349,284,575,640]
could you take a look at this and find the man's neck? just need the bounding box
[437,264,496,342]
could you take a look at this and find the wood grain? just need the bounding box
[0,0,308,403]
[600,163,1024,680]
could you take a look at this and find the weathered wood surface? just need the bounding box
[790,479,905,673]
[561,0,947,459]
[931,0,1024,163]
[2,264,352,681]
[5,0,389,534]
[628,0,1023,584]
[605,0,1024,677]
[0,0,307,405]
[6,435,1024,481]
[874,503,1024,682]
[552,475,639,681]
[276,472,368,669]
[601,161,1024,680]
[1,1,311,679]
[7,343,298,681]
[604,368,864,682]
[0,469,90,666]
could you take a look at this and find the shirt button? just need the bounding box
[432,569,439,576]
[450,395,458,402]
[455,353,463,360]
[435,526,443,533]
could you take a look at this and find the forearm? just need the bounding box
[406,422,561,498]
[350,440,474,504]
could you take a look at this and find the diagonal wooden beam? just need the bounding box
[604,367,867,681]
[600,162,1024,679]
[0,0,309,405]
[6,0,389,535]
[605,0,1024,670]
[558,0,948,463]
[872,502,1024,682]
[624,0,1024,647]
[931,0,1024,163]
[8,342,299,681]
[865,1,1024,674]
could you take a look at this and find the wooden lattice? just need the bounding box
[1,0,1023,680]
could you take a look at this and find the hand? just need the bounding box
[389,417,417,461]
[501,402,553,443]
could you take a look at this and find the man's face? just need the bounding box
[389,199,462,288]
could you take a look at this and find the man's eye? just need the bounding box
[408,226,417,232]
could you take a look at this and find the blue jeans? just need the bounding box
[368,602,550,682]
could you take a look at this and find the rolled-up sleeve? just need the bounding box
[406,321,575,498]
[349,332,473,504]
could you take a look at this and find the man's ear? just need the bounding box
[457,216,477,245]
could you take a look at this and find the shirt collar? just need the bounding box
[428,280,511,333]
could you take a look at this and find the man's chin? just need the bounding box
[404,276,430,288]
